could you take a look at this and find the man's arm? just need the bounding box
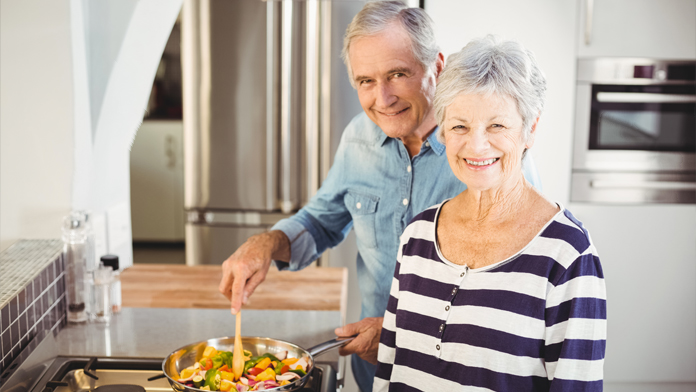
[218,116,360,314]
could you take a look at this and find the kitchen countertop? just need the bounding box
[121,264,348,317]
[55,307,342,364]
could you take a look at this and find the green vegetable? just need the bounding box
[274,361,285,374]
[244,356,262,373]
[260,353,281,363]
[204,368,220,389]
[220,351,233,369]
[211,354,224,369]
[192,375,204,388]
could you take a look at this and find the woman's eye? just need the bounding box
[451,125,467,132]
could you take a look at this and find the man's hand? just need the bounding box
[334,317,383,365]
[218,231,291,314]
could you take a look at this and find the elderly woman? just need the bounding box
[373,36,606,392]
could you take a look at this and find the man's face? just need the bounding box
[348,24,439,140]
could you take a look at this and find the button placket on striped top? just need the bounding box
[438,265,469,357]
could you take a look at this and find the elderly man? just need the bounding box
[218,2,541,391]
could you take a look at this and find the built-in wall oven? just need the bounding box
[571,58,695,204]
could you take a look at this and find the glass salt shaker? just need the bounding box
[91,262,113,323]
[100,255,122,313]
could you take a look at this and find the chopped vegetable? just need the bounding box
[203,346,218,359]
[175,345,310,391]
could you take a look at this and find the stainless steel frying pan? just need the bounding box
[162,335,355,392]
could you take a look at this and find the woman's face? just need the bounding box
[443,92,537,192]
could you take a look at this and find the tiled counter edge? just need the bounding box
[0,239,67,376]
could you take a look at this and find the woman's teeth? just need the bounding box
[466,158,498,166]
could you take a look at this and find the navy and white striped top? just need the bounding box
[374,202,606,392]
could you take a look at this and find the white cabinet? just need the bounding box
[129,120,185,241]
[577,0,696,59]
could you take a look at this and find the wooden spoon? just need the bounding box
[232,310,244,380]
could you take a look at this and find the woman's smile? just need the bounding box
[464,157,499,167]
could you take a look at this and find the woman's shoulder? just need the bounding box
[541,205,595,255]
[398,203,444,243]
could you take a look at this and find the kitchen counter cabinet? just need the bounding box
[121,264,348,317]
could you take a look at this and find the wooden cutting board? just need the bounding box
[121,264,348,314]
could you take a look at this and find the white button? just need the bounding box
[407,165,412,173]
[402,199,408,205]
[425,142,430,147]
[356,202,361,209]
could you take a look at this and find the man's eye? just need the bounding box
[359,79,372,85]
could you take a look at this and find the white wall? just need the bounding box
[0,0,75,252]
[1,0,182,268]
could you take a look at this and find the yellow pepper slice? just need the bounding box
[255,357,272,370]
[255,367,277,382]
[180,368,195,379]
[202,346,217,359]
[219,370,234,381]
[281,357,299,366]
[219,379,234,392]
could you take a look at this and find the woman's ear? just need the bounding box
[525,115,541,149]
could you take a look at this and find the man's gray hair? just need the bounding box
[434,35,547,142]
[341,0,440,88]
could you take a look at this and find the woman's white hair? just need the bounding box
[341,0,440,88]
[434,35,547,143]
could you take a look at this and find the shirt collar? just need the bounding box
[378,126,445,156]
[426,126,445,156]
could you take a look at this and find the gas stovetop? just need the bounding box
[39,356,334,392]
[6,355,336,392]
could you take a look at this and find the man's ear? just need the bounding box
[434,52,445,80]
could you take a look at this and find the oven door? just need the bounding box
[573,83,696,172]
[572,82,696,204]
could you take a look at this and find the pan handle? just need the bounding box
[307,335,357,358]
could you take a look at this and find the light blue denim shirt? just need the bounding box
[272,112,542,321]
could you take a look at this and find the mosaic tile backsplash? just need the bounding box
[0,240,67,374]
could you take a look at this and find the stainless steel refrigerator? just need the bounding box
[182,0,364,265]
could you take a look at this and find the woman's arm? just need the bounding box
[545,252,607,392]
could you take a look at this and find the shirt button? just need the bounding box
[451,288,458,295]
[407,165,412,173]
[436,344,440,350]
[445,305,450,311]
[439,324,445,332]
[402,199,408,206]
[356,202,361,209]
[460,272,465,277]
[425,142,430,147]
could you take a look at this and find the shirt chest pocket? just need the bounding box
[344,191,379,249]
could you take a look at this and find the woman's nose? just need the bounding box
[467,127,489,152]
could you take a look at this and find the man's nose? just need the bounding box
[375,83,397,109]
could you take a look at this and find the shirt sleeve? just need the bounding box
[522,152,543,191]
[373,237,405,391]
[545,251,607,392]
[271,123,355,271]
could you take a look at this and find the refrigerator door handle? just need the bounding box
[279,0,294,213]
[306,0,320,201]
[266,0,279,211]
